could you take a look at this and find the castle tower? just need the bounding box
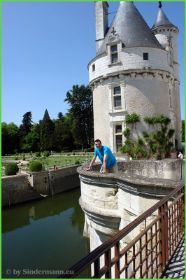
[152,1,181,148]
[89,1,182,152]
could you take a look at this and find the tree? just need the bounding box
[121,115,175,159]
[62,114,75,151]
[64,85,93,149]
[40,109,55,151]
[57,112,64,121]
[21,124,40,152]
[2,122,20,155]
[19,111,33,137]
[19,111,33,151]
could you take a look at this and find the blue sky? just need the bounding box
[2,1,185,125]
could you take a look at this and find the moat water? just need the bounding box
[2,188,89,278]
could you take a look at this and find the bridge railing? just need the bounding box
[61,183,184,278]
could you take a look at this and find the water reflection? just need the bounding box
[3,189,84,234]
[2,189,89,278]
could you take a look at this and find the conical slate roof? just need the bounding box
[152,4,177,30]
[97,2,162,55]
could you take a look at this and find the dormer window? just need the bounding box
[111,45,118,63]
[143,53,149,60]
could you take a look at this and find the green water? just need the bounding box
[2,189,89,278]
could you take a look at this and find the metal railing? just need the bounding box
[60,183,184,278]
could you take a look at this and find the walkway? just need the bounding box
[162,238,185,278]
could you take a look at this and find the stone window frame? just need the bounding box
[114,122,123,152]
[113,86,122,110]
[109,82,126,113]
[107,41,122,66]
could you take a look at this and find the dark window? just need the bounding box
[115,125,122,134]
[114,96,121,108]
[92,64,95,72]
[111,45,117,52]
[113,86,121,95]
[116,135,122,152]
[111,44,118,63]
[111,53,118,63]
[143,53,148,60]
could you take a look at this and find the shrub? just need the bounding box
[35,152,41,157]
[43,151,50,157]
[125,113,140,124]
[5,163,19,176]
[123,128,130,138]
[29,161,43,172]
[75,160,80,164]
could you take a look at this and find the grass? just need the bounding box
[2,152,93,172]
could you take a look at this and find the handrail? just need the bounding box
[60,182,184,278]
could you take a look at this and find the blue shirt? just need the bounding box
[94,146,116,168]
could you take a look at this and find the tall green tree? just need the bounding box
[57,112,64,121]
[64,85,93,149]
[53,115,64,152]
[21,124,41,152]
[19,111,33,151]
[19,111,33,137]
[2,122,20,155]
[61,114,75,151]
[40,109,55,151]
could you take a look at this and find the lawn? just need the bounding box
[2,152,93,172]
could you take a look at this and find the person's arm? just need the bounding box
[102,154,108,173]
[86,156,97,171]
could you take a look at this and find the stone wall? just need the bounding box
[117,159,183,180]
[2,165,80,207]
[49,166,80,194]
[2,175,41,207]
[89,47,171,81]
[78,159,183,252]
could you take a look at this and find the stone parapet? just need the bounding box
[78,159,183,251]
[2,165,80,207]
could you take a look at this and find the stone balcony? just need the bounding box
[77,159,183,251]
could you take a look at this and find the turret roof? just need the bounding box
[97,2,162,55]
[152,3,178,30]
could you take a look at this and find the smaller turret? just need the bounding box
[152,1,178,64]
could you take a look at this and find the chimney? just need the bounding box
[95,2,109,53]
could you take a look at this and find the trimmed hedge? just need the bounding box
[29,161,43,172]
[5,163,19,176]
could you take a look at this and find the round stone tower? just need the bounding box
[88,1,182,152]
[152,1,181,149]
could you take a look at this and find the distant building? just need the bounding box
[88,1,181,152]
